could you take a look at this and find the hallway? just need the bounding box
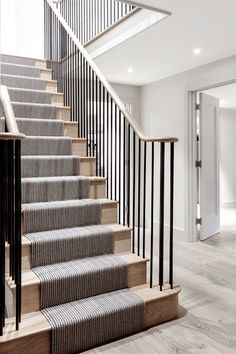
[87,228,236,353]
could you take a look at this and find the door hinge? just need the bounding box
[195,160,202,168]
[195,103,200,110]
[196,217,202,225]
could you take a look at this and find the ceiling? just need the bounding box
[94,0,236,86]
[205,83,236,109]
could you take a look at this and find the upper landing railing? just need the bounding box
[55,0,138,46]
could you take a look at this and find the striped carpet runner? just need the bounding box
[42,289,144,354]
[2,54,145,354]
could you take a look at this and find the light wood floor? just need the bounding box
[86,208,236,353]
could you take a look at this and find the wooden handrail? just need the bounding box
[47,0,178,143]
[0,85,25,140]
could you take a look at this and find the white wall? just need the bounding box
[0,0,44,58]
[140,55,236,240]
[220,108,236,206]
[111,83,141,124]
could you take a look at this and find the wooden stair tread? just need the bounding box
[0,285,180,345]
[21,223,130,246]
[8,253,147,289]
[45,79,57,84]
[63,121,77,126]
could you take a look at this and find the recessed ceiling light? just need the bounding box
[128,68,134,73]
[193,48,201,55]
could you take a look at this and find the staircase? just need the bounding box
[0,54,180,353]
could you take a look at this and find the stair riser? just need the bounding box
[35,60,47,69]
[21,157,95,178]
[12,104,70,121]
[21,180,106,204]
[7,261,146,315]
[22,202,117,234]
[72,140,86,157]
[0,75,46,91]
[8,90,63,106]
[51,93,64,106]
[45,81,58,93]
[40,69,52,80]
[80,158,96,176]
[21,139,72,156]
[6,229,131,272]
[1,64,40,78]
[64,122,78,138]
[16,119,64,137]
[21,139,86,157]
[1,54,46,68]
[9,90,51,105]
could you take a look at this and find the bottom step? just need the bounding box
[0,285,180,354]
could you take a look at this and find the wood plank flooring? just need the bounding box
[86,208,236,353]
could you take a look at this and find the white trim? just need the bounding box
[185,78,236,242]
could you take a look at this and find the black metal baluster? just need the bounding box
[143,141,147,258]
[119,111,121,223]
[169,142,175,289]
[159,142,165,291]
[92,71,95,156]
[99,81,102,176]
[150,142,154,288]
[110,98,113,199]
[132,132,136,253]
[85,62,89,152]
[0,141,5,336]
[114,105,117,199]
[95,77,98,175]
[88,66,92,156]
[123,117,126,225]
[137,138,141,256]
[106,92,109,197]
[15,140,22,330]
[127,124,130,228]
[102,87,105,177]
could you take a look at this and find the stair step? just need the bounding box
[64,121,78,138]
[45,80,58,93]
[16,223,131,271]
[39,68,52,80]
[15,118,65,137]
[6,254,147,314]
[1,285,180,354]
[8,87,51,104]
[12,102,57,119]
[0,62,41,78]
[21,176,106,203]
[22,199,118,233]
[21,137,85,157]
[21,155,96,177]
[7,88,63,106]
[21,136,72,156]
[0,54,46,68]
[11,102,70,120]
[0,74,46,91]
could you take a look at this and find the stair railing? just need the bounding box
[45,0,178,291]
[0,85,25,335]
[55,0,138,46]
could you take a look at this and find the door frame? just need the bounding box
[186,79,236,242]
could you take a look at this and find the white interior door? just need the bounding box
[199,93,220,240]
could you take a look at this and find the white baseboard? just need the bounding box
[146,220,185,241]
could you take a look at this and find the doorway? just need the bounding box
[190,82,236,241]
